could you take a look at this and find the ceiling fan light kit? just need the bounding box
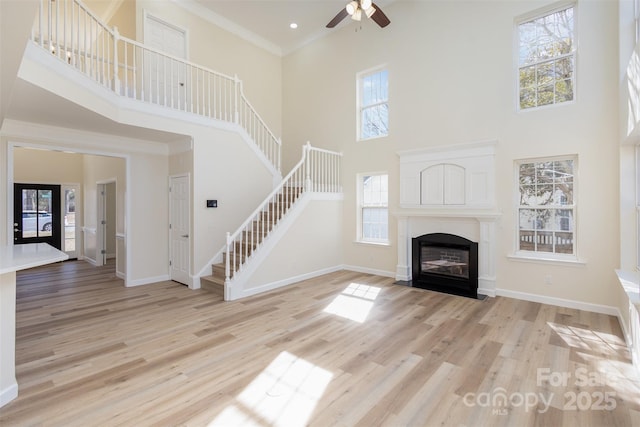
[326,0,390,28]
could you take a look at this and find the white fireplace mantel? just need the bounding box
[395,141,500,297]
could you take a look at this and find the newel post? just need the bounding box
[113,26,121,95]
[304,142,312,192]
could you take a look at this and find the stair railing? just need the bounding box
[30,0,281,172]
[225,143,342,284]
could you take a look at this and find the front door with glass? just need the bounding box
[14,183,62,250]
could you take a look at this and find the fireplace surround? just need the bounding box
[395,141,500,297]
[412,233,478,299]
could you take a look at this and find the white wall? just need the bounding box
[191,127,274,276]
[231,198,344,299]
[282,0,620,308]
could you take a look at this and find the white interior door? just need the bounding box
[144,13,187,107]
[170,175,190,285]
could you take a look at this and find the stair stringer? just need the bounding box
[224,192,344,301]
[18,41,282,183]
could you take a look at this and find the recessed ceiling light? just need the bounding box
[289,23,298,29]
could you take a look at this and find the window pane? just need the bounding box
[538,84,554,106]
[538,62,553,86]
[556,209,573,231]
[361,104,389,139]
[64,188,76,252]
[38,190,53,237]
[519,209,536,229]
[519,88,536,109]
[536,184,553,205]
[536,209,554,230]
[537,231,554,252]
[555,232,574,254]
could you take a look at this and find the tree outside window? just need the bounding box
[518,5,575,109]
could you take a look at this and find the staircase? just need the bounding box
[202,143,342,300]
[200,186,303,296]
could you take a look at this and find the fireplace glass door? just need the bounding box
[420,246,469,279]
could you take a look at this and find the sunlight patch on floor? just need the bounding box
[208,351,333,427]
[323,282,381,323]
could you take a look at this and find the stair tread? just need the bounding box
[200,275,224,297]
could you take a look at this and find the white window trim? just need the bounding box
[356,65,389,141]
[636,145,640,271]
[514,1,578,112]
[512,155,580,263]
[356,171,389,245]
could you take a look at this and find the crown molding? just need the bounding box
[170,0,283,57]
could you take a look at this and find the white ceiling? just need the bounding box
[179,0,395,56]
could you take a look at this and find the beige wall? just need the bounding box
[282,0,620,308]
[13,148,83,184]
[83,154,125,234]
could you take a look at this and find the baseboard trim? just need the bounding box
[125,274,170,287]
[231,265,343,300]
[83,257,98,267]
[0,382,18,408]
[496,288,619,316]
[342,264,396,278]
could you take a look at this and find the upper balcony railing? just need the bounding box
[30,0,281,172]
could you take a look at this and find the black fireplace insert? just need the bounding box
[412,233,478,299]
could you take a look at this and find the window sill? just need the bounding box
[354,240,391,247]
[358,134,388,143]
[507,253,586,266]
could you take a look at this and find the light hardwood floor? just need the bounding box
[1,260,639,426]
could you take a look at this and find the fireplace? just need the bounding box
[412,233,478,299]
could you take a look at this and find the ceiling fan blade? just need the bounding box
[370,3,391,28]
[326,8,349,28]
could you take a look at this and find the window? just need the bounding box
[358,173,388,243]
[357,68,388,140]
[517,157,576,257]
[517,4,575,110]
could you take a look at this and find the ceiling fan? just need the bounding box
[326,0,391,28]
